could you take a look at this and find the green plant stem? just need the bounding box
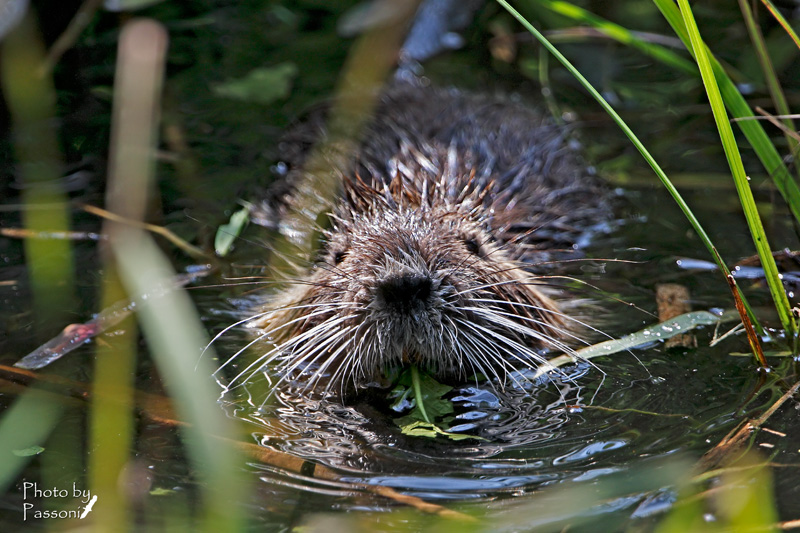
[652,0,800,227]
[675,0,797,340]
[737,0,798,160]
[537,0,697,74]
[0,12,75,333]
[759,0,800,51]
[103,19,248,532]
[497,0,762,333]
[411,366,431,424]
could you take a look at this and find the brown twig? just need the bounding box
[40,0,104,75]
[700,379,800,470]
[724,271,768,367]
[0,363,474,520]
[0,227,105,240]
[754,106,800,143]
[80,203,211,260]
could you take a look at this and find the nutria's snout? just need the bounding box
[373,272,434,315]
[368,266,448,368]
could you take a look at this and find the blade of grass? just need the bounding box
[0,8,83,512]
[724,269,767,367]
[737,0,798,161]
[675,0,797,340]
[0,11,75,333]
[652,0,800,226]
[759,0,800,51]
[538,0,800,224]
[0,389,65,492]
[101,19,248,532]
[497,0,763,334]
[537,0,697,74]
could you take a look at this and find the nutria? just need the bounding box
[220,81,610,395]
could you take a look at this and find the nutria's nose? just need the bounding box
[375,273,433,314]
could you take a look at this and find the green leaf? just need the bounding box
[214,206,250,257]
[541,309,741,376]
[397,420,483,441]
[729,350,792,358]
[11,446,45,457]
[537,0,696,74]
[390,367,484,441]
[652,0,800,239]
[211,63,298,105]
[149,487,177,496]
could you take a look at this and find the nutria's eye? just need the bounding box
[332,249,347,265]
[464,237,482,256]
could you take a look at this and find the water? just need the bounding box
[2,1,800,531]
[198,191,796,528]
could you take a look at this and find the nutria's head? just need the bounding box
[230,160,580,395]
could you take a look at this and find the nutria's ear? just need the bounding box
[319,237,349,266]
[342,170,382,212]
[460,231,489,259]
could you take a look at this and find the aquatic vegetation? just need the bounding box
[1,1,798,531]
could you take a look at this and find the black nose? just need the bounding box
[375,273,433,313]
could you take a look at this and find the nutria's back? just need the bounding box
[225,82,610,395]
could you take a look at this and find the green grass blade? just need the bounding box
[737,0,798,163]
[536,0,800,225]
[652,0,800,226]
[537,0,697,74]
[496,0,762,332]
[0,13,76,333]
[759,0,800,51]
[675,0,797,339]
[106,20,249,531]
[0,390,64,492]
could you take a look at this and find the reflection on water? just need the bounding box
[210,306,768,508]
[191,177,800,529]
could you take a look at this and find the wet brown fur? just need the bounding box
[236,82,609,393]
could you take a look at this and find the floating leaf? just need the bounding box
[215,206,250,256]
[539,309,741,377]
[150,487,177,496]
[14,268,210,370]
[729,350,792,358]
[211,63,298,105]
[397,420,480,441]
[391,367,483,441]
[12,446,45,457]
